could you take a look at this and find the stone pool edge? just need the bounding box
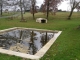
[0,27,62,60]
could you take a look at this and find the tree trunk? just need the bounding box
[46,0,49,20]
[20,0,24,21]
[23,0,26,14]
[0,4,2,16]
[67,8,74,20]
[32,4,35,19]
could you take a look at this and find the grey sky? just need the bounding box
[36,0,68,11]
[58,1,69,11]
[36,0,78,11]
[36,0,43,7]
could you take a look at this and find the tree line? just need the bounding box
[0,0,80,21]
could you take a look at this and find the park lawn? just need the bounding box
[0,12,20,17]
[0,12,80,60]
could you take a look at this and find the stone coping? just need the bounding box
[0,27,62,60]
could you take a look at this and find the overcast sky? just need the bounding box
[58,1,69,11]
[36,0,70,11]
[36,0,44,7]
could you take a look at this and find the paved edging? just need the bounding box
[0,27,62,60]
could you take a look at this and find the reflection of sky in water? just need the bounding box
[34,31,42,51]
[0,29,54,55]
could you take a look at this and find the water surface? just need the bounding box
[0,29,54,55]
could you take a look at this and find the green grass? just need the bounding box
[0,12,80,60]
[0,12,20,17]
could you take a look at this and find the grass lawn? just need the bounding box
[0,12,80,60]
[0,12,20,17]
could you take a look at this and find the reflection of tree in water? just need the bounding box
[41,32,54,46]
[0,37,17,49]
[20,30,31,40]
[0,30,31,49]
[41,32,48,46]
[29,42,37,55]
[0,30,54,55]
[0,30,36,54]
[29,31,37,55]
[0,31,19,49]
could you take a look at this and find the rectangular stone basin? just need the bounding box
[0,27,62,60]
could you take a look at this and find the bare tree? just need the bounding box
[0,0,10,16]
[31,0,37,19]
[40,4,44,12]
[22,0,31,14]
[76,5,80,12]
[0,0,3,16]
[68,0,80,20]
[0,0,19,16]
[42,0,63,19]
[19,0,24,21]
[22,0,25,14]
